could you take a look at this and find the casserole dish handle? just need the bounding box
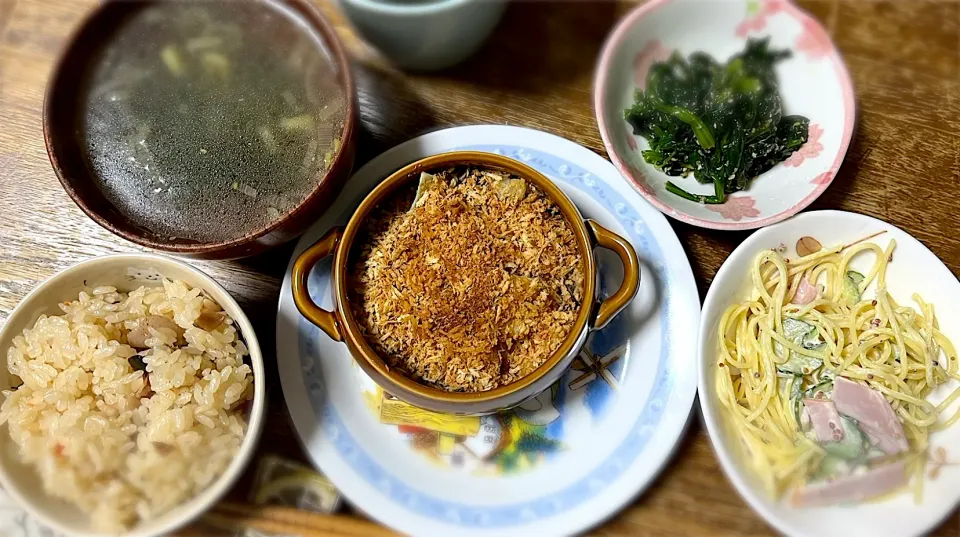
[292,227,344,341]
[587,220,641,329]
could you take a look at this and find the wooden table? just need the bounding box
[1,1,959,535]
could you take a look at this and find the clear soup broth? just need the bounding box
[80,1,346,243]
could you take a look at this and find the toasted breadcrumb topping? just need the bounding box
[350,167,584,392]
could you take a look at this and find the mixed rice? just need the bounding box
[350,166,584,392]
[0,280,253,531]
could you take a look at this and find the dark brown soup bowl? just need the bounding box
[43,0,357,260]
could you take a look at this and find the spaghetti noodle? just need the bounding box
[716,235,960,504]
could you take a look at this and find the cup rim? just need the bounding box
[0,253,266,537]
[341,0,476,16]
[331,151,599,405]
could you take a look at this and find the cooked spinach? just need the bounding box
[624,38,809,204]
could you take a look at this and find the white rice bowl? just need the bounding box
[0,277,255,533]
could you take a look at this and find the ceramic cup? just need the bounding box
[339,0,507,72]
[291,151,641,415]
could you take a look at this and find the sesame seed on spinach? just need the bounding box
[623,37,809,204]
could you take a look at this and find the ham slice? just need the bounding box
[804,399,844,443]
[832,377,909,454]
[793,460,907,507]
[791,277,818,305]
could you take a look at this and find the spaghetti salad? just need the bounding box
[716,235,960,506]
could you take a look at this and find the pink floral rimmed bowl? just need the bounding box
[593,0,855,230]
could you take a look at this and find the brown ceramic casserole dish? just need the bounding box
[292,151,640,415]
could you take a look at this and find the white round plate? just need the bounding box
[275,125,701,536]
[594,0,854,230]
[699,210,960,537]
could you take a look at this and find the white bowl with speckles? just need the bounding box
[698,210,960,537]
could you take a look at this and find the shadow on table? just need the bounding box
[808,119,865,212]
[353,60,442,162]
[438,1,621,95]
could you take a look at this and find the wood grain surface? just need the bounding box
[1,0,959,536]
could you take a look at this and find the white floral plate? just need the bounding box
[699,210,960,537]
[594,0,855,230]
[275,125,701,536]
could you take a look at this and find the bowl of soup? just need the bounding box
[44,0,357,259]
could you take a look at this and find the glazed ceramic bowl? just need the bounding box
[699,211,960,537]
[44,0,357,259]
[291,151,641,415]
[339,0,507,72]
[594,0,854,230]
[0,254,266,537]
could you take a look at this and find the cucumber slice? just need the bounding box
[783,318,814,341]
[781,317,825,352]
[813,454,854,481]
[821,416,868,459]
[841,271,866,305]
[803,378,833,400]
[777,353,823,376]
